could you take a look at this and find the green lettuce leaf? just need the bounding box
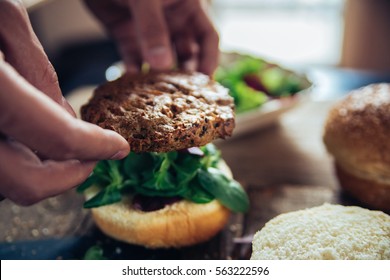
[78,144,249,213]
[215,55,308,113]
[233,81,268,113]
[198,168,249,213]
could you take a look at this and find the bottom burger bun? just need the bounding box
[85,160,232,248]
[251,204,390,260]
[89,198,230,249]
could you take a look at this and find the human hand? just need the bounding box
[0,1,130,205]
[85,0,219,75]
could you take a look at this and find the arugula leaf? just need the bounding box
[198,168,249,213]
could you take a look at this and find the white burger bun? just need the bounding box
[251,204,390,260]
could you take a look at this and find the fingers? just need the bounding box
[86,0,174,71]
[84,0,130,28]
[0,59,130,161]
[118,41,143,73]
[129,0,174,70]
[0,1,73,115]
[108,20,143,73]
[84,0,142,72]
[174,33,199,72]
[85,0,219,74]
[193,6,219,75]
[0,139,96,206]
[164,0,219,75]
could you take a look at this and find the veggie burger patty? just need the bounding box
[81,71,235,153]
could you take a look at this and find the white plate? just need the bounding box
[233,91,310,136]
[216,52,312,136]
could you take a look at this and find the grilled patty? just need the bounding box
[81,71,235,153]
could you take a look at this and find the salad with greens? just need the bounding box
[77,144,249,213]
[215,55,310,113]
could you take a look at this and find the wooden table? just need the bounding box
[1,96,358,259]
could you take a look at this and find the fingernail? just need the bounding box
[146,46,173,69]
[110,150,128,160]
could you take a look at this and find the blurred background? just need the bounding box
[23,0,390,97]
